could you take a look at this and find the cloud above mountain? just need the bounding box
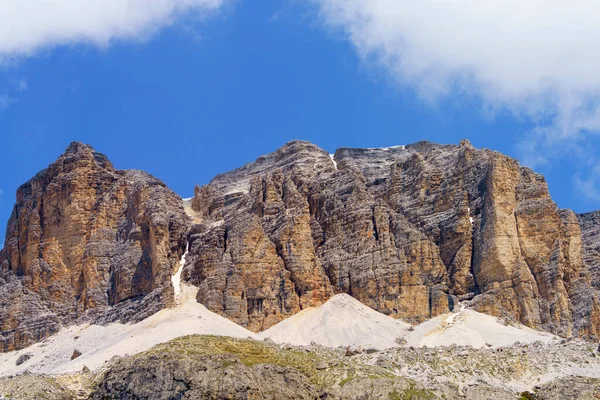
[0,0,227,59]
[576,166,600,201]
[313,0,600,165]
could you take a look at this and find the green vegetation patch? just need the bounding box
[388,384,436,400]
[518,392,538,400]
[137,335,393,388]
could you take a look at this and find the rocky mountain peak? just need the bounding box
[0,144,189,351]
[64,141,92,154]
[209,140,333,188]
[191,140,335,220]
[458,138,473,148]
[60,141,113,170]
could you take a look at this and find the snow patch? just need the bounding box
[444,302,466,326]
[367,145,406,151]
[258,294,409,350]
[172,244,188,301]
[329,154,337,170]
[205,219,225,228]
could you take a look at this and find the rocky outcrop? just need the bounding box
[2,334,598,399]
[0,143,189,351]
[91,353,318,400]
[185,140,600,338]
[86,335,600,400]
[534,376,600,400]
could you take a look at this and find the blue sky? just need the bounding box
[1,0,600,243]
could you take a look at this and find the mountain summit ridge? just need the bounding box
[185,138,600,337]
[1,139,600,352]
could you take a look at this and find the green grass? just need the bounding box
[339,374,356,387]
[518,392,537,400]
[388,385,436,400]
[133,335,447,396]
[137,335,394,388]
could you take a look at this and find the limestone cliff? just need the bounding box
[0,143,189,351]
[579,211,600,289]
[185,140,600,338]
[2,139,599,351]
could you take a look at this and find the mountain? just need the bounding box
[0,143,189,351]
[1,139,600,354]
[184,139,600,338]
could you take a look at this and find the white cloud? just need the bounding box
[0,0,227,59]
[16,79,27,92]
[313,0,600,166]
[0,78,28,110]
[0,94,14,110]
[576,165,600,202]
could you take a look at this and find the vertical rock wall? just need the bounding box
[0,143,189,351]
[186,140,600,338]
[2,139,599,352]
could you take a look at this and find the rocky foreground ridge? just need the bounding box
[1,140,600,352]
[1,335,599,399]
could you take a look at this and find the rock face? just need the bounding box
[0,143,189,351]
[91,353,318,400]
[579,211,600,290]
[185,140,600,338]
[2,139,600,350]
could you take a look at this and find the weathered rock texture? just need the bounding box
[87,335,600,400]
[579,211,600,290]
[0,143,189,351]
[185,140,600,338]
[2,139,600,350]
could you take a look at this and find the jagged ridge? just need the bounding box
[1,139,600,354]
[185,139,600,338]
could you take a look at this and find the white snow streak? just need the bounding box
[172,244,188,301]
[444,302,466,326]
[329,154,338,170]
[367,145,406,151]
